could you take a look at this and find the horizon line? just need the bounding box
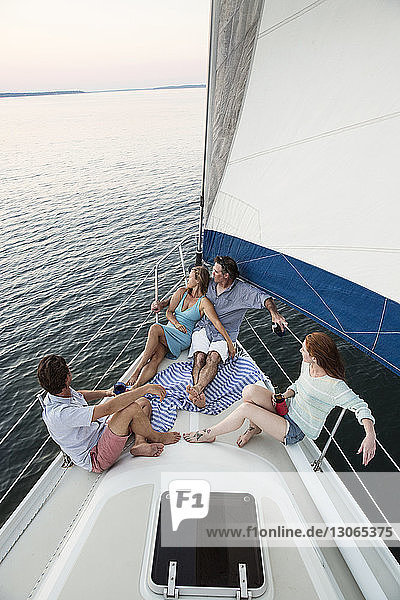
[0,84,206,97]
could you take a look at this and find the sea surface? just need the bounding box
[0,89,399,529]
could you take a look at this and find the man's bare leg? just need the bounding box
[186,351,206,405]
[108,397,181,447]
[191,351,206,385]
[187,351,221,408]
[128,398,163,457]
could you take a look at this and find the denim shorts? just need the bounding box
[283,414,305,445]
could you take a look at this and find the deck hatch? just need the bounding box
[150,491,266,597]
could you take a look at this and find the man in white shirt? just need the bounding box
[38,355,180,473]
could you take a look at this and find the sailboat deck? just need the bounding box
[1,352,398,599]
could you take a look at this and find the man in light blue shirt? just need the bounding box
[38,355,180,472]
[152,256,287,407]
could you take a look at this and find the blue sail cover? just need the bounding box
[204,230,400,376]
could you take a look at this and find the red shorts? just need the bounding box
[90,426,129,473]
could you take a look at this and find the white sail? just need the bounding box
[204,0,400,374]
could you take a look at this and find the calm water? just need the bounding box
[0,89,399,527]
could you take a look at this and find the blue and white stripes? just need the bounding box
[147,357,267,432]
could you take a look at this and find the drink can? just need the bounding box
[274,393,288,416]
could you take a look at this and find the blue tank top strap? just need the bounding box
[178,291,188,308]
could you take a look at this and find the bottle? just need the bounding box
[274,393,288,416]
[272,323,285,337]
[113,381,127,395]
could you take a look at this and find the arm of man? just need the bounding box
[79,390,114,403]
[91,383,165,422]
[264,298,287,332]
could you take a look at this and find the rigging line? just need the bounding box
[229,110,400,166]
[237,280,400,373]
[68,267,155,368]
[282,254,345,333]
[325,430,400,540]
[93,312,154,389]
[376,439,400,473]
[371,298,387,353]
[258,0,328,39]
[0,436,51,506]
[93,277,185,389]
[244,318,293,384]
[69,233,195,368]
[285,325,302,345]
[0,397,39,448]
[259,288,400,373]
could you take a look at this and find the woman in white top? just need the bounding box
[183,332,376,466]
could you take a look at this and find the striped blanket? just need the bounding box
[148,356,271,432]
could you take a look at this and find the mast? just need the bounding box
[196,0,215,266]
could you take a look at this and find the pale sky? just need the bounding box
[1,0,210,92]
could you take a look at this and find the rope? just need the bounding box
[244,317,293,384]
[325,427,400,541]
[285,324,302,344]
[0,397,40,448]
[0,436,51,506]
[376,439,400,473]
[94,276,185,388]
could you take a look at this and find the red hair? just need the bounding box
[305,332,346,380]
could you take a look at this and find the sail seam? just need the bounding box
[237,253,281,264]
[237,273,400,372]
[264,290,400,373]
[229,110,400,165]
[281,254,345,332]
[258,0,328,39]
[371,298,388,352]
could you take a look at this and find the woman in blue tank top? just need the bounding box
[127,266,235,387]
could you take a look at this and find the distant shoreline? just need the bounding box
[0,84,206,99]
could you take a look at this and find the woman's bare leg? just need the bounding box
[183,402,287,444]
[127,324,167,385]
[237,385,275,446]
[134,343,167,387]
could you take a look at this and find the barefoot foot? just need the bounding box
[183,429,216,443]
[152,431,181,445]
[237,425,261,448]
[126,372,140,387]
[130,442,164,457]
[187,385,206,408]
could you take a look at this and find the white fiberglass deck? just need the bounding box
[0,352,399,600]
